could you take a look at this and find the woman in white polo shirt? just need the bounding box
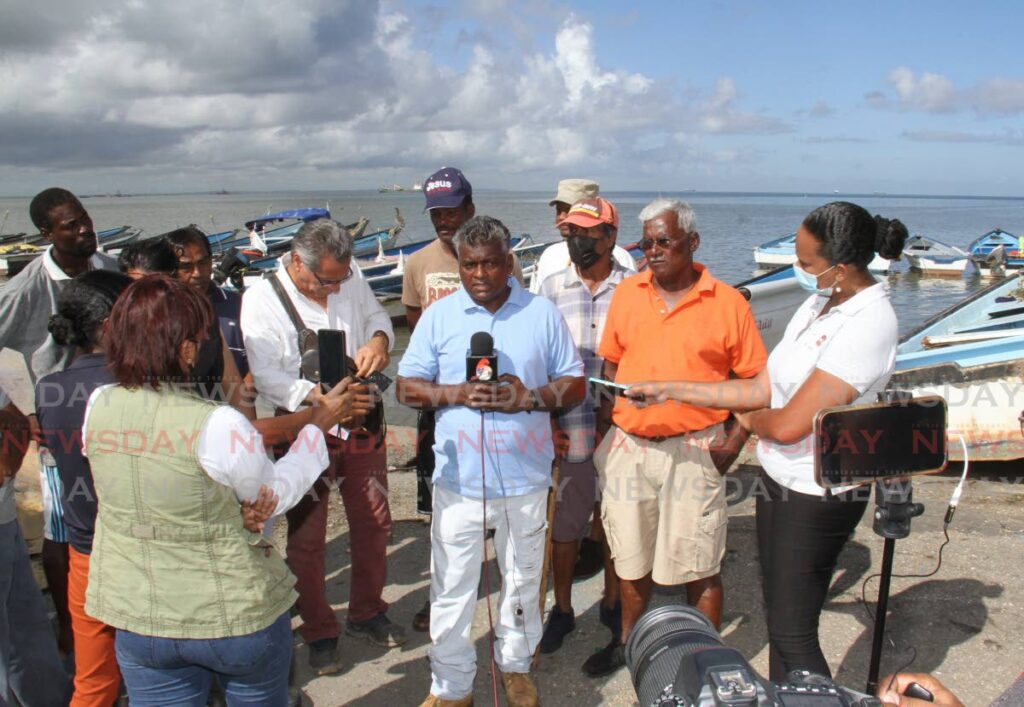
[628,201,908,681]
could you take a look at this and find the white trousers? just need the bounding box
[429,485,547,700]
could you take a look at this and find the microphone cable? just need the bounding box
[480,410,500,707]
[861,433,970,695]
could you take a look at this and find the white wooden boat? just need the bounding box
[753,232,893,272]
[902,234,969,274]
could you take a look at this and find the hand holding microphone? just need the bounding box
[461,332,536,412]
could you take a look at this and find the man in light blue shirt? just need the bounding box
[397,215,584,707]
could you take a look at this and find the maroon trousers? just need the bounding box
[285,432,392,642]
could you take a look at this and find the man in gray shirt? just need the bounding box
[0,187,118,658]
[0,188,118,383]
[0,387,71,705]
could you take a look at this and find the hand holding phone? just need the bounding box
[588,377,642,403]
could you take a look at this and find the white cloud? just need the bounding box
[872,67,1024,118]
[887,66,957,113]
[0,2,790,190]
[700,78,792,135]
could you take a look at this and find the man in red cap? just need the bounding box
[536,196,630,676]
[530,179,636,294]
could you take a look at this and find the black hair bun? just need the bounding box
[48,313,83,347]
[874,216,908,260]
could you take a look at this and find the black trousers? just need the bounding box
[756,470,869,681]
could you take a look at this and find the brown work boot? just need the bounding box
[418,694,473,707]
[500,671,539,707]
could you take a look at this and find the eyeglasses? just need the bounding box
[639,236,676,250]
[310,266,354,287]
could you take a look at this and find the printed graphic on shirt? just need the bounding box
[425,272,461,306]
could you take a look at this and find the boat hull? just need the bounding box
[904,254,969,274]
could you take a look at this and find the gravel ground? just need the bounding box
[4,347,1021,706]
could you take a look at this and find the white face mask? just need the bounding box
[793,262,837,296]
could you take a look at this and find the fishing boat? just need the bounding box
[891,272,1024,461]
[362,235,542,296]
[0,243,43,277]
[901,234,970,274]
[753,232,893,272]
[967,229,1023,276]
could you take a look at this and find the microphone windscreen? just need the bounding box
[470,331,494,356]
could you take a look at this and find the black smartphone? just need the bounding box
[318,329,347,389]
[813,396,947,488]
[360,370,393,393]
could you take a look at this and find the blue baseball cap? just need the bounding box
[423,167,472,211]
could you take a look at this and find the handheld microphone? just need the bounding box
[467,331,497,383]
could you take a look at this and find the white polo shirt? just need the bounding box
[756,282,898,496]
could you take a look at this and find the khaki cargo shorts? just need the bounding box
[594,425,727,585]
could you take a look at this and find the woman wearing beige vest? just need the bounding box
[81,275,370,706]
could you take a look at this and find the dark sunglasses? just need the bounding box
[640,237,676,250]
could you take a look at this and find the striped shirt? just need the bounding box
[538,261,630,462]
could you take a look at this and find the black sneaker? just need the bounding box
[308,637,343,675]
[538,605,576,654]
[345,613,408,648]
[581,638,625,677]
[573,537,604,581]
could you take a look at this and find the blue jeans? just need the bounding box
[0,519,72,706]
[115,612,292,706]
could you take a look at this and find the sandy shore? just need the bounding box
[3,348,1022,705]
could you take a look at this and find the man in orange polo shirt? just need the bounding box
[593,197,767,668]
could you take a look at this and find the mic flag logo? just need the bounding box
[475,356,495,382]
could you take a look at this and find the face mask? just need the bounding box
[793,262,837,295]
[567,235,602,268]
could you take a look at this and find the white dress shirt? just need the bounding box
[82,386,329,517]
[240,257,394,412]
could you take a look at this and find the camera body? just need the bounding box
[651,655,880,706]
[627,605,881,707]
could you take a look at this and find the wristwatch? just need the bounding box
[526,389,542,413]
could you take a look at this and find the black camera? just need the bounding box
[626,605,882,707]
[211,247,251,290]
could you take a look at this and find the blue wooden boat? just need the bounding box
[967,228,1023,270]
[891,272,1024,460]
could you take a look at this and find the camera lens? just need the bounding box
[625,604,724,707]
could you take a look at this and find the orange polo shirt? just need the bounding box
[598,264,767,437]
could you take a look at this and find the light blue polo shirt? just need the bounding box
[399,279,584,499]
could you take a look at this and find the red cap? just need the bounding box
[561,197,618,230]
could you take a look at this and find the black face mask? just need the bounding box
[567,235,602,268]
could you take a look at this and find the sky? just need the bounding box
[1,0,1022,196]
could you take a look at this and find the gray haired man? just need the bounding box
[397,215,586,707]
[241,219,405,675]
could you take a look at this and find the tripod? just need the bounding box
[865,478,925,695]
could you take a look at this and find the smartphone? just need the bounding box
[588,376,632,398]
[318,329,347,389]
[360,370,393,393]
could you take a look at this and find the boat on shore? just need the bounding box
[891,272,1024,461]
[902,234,970,274]
[753,232,893,272]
